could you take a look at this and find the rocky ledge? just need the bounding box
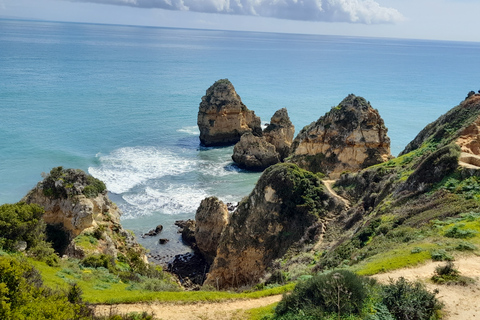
[289,94,392,178]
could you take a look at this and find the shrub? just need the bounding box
[431,261,460,284]
[444,224,477,239]
[0,203,46,252]
[430,249,454,261]
[455,241,477,251]
[275,270,370,318]
[382,277,442,320]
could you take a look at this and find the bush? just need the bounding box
[0,203,46,252]
[444,224,477,239]
[430,249,454,261]
[275,270,370,318]
[431,261,460,284]
[382,277,442,320]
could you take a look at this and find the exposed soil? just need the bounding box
[373,256,480,320]
[94,256,480,320]
[94,294,282,320]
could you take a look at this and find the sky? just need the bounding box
[0,0,479,42]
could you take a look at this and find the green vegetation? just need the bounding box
[0,202,59,265]
[42,166,106,199]
[271,270,442,320]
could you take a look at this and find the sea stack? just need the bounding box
[289,94,392,178]
[231,108,295,171]
[197,79,262,147]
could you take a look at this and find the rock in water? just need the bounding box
[263,108,295,160]
[289,94,391,178]
[204,163,343,289]
[23,167,146,261]
[197,79,262,146]
[232,133,280,171]
[195,197,229,263]
[231,108,295,171]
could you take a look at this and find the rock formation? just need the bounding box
[263,108,295,160]
[195,197,229,263]
[204,163,344,289]
[232,133,280,171]
[23,167,146,260]
[289,94,391,178]
[231,108,295,171]
[197,79,262,146]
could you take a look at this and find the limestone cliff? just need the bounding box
[232,133,280,171]
[197,79,262,146]
[231,108,294,171]
[263,108,295,160]
[289,94,391,178]
[23,167,146,260]
[195,197,229,264]
[204,163,344,289]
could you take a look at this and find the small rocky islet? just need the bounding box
[5,80,480,295]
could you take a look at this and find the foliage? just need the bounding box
[382,277,442,320]
[275,270,370,318]
[42,166,106,199]
[431,261,460,284]
[444,224,478,239]
[430,249,454,261]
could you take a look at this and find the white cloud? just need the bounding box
[67,0,404,24]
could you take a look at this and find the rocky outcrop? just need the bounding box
[232,133,280,171]
[204,163,344,289]
[289,94,391,178]
[263,108,295,160]
[23,167,146,260]
[195,197,229,264]
[197,79,262,146]
[231,108,295,171]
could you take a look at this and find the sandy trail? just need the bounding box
[95,256,480,320]
[94,294,282,320]
[373,256,480,320]
[323,179,350,208]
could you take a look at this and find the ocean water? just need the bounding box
[2,19,480,258]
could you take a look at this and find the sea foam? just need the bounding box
[88,147,196,194]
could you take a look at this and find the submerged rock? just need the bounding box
[197,79,262,146]
[289,94,391,178]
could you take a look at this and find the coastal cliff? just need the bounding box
[23,167,146,261]
[197,79,262,146]
[204,163,345,288]
[289,94,391,178]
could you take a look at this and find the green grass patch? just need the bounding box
[30,257,295,304]
[245,303,278,320]
[354,243,436,276]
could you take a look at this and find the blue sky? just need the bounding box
[1,0,479,42]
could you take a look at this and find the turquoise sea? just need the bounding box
[1,19,480,258]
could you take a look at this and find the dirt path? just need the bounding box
[94,294,282,320]
[373,256,480,320]
[323,179,350,208]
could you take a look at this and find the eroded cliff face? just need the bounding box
[23,167,145,260]
[263,108,295,160]
[232,133,280,171]
[195,197,229,264]
[289,94,391,178]
[197,79,262,146]
[231,108,295,171]
[204,163,344,289]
